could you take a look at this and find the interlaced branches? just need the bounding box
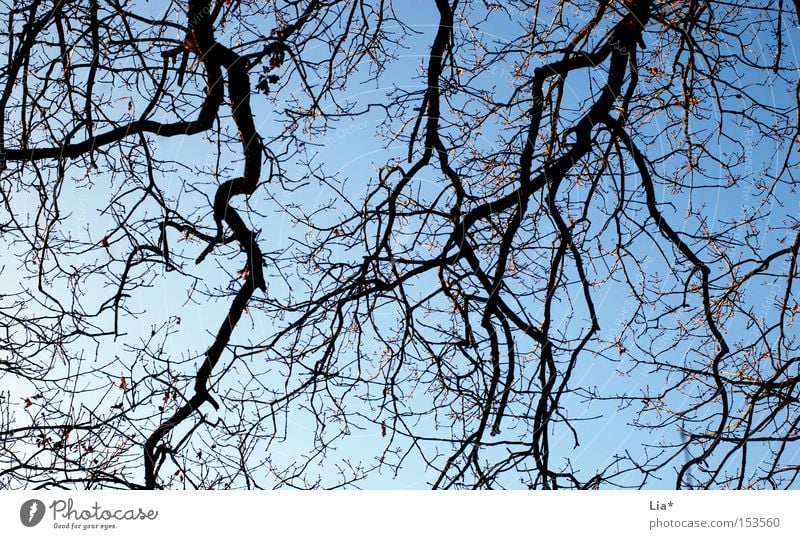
[1,0,800,490]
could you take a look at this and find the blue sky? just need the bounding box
[2,0,800,489]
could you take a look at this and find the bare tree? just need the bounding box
[1,0,800,489]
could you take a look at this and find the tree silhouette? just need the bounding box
[1,0,800,489]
